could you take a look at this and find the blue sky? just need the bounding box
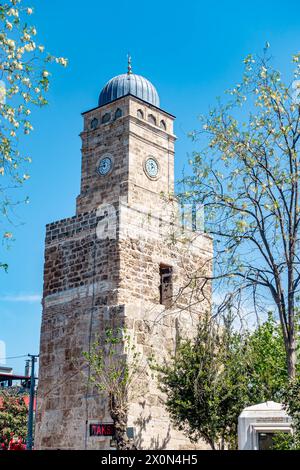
[1,0,300,373]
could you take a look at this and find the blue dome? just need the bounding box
[98,73,160,107]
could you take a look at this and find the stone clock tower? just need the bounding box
[35,64,212,450]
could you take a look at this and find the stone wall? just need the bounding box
[36,93,213,450]
[118,203,212,449]
[35,200,212,449]
[76,95,175,215]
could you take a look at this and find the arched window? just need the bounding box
[101,112,111,124]
[160,120,166,130]
[115,108,122,119]
[137,109,144,119]
[90,117,98,130]
[148,114,156,125]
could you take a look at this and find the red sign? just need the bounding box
[89,423,115,437]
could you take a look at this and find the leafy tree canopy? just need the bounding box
[180,46,300,379]
[0,388,28,449]
[155,313,292,449]
[0,0,67,269]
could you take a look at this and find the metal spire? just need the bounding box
[127,53,132,75]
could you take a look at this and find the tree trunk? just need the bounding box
[287,338,297,380]
[109,395,136,450]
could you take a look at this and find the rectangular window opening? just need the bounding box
[159,264,173,308]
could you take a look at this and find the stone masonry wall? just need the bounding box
[36,93,213,450]
[36,210,121,449]
[77,95,175,215]
[35,200,212,449]
[118,203,212,449]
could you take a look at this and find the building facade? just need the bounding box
[35,68,212,449]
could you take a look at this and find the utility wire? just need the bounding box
[0,354,28,361]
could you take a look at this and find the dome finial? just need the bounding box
[127,53,132,75]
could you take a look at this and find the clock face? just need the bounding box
[145,157,159,178]
[98,156,112,176]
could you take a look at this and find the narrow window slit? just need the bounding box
[159,264,173,307]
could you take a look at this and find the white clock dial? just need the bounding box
[98,157,112,176]
[145,157,159,178]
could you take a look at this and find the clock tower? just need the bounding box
[35,65,212,449]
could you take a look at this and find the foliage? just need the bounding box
[273,431,296,450]
[0,0,67,265]
[83,327,141,450]
[180,46,300,378]
[245,312,289,401]
[273,379,300,450]
[282,380,300,433]
[0,388,28,450]
[155,313,289,449]
[153,315,245,449]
